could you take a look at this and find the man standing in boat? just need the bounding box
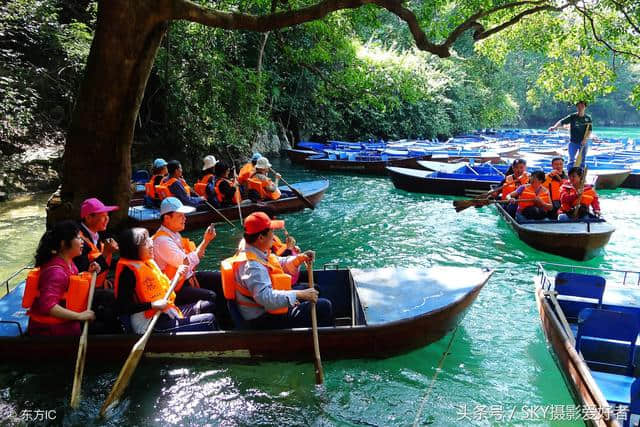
[547,101,593,169]
[223,212,333,329]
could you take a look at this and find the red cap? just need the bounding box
[80,198,119,218]
[244,212,284,234]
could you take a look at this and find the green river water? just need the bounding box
[1,133,640,426]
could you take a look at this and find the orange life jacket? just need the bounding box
[544,173,565,202]
[114,258,183,319]
[501,172,530,198]
[22,268,91,325]
[151,230,197,292]
[157,177,192,200]
[79,235,110,288]
[214,178,241,205]
[220,251,292,315]
[194,174,214,197]
[238,162,254,185]
[560,185,597,213]
[247,177,281,200]
[518,184,551,211]
[271,235,288,256]
[145,174,164,199]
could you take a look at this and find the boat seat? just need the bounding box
[227,300,250,330]
[591,371,635,405]
[555,273,606,322]
[576,308,639,376]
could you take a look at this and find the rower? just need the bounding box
[114,227,216,334]
[144,158,168,207]
[25,221,98,336]
[558,167,601,221]
[212,162,241,207]
[548,100,593,169]
[221,212,333,329]
[194,155,217,198]
[246,157,281,202]
[500,159,529,217]
[507,170,552,222]
[543,157,568,218]
[157,160,205,209]
[152,197,230,323]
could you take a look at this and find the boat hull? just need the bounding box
[535,287,617,426]
[495,203,614,261]
[387,166,501,197]
[621,173,640,189]
[0,267,491,362]
[285,148,319,164]
[128,180,328,232]
[589,170,631,190]
[303,155,429,175]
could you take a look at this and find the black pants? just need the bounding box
[247,299,334,330]
[154,300,216,333]
[175,271,231,328]
[521,206,548,220]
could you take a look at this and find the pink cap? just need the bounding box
[80,198,119,218]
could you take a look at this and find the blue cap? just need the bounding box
[251,152,262,161]
[153,158,168,169]
[160,197,195,215]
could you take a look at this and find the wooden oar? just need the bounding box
[574,122,591,169]
[269,167,315,210]
[203,200,238,229]
[474,184,504,200]
[232,167,243,225]
[99,273,181,417]
[70,271,97,409]
[453,198,537,213]
[306,260,324,385]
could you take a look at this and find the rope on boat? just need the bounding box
[412,326,459,427]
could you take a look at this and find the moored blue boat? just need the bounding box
[535,262,640,426]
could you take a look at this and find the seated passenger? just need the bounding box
[158,160,205,209]
[498,159,529,217]
[222,212,333,330]
[247,157,281,202]
[507,170,552,222]
[26,221,98,336]
[152,197,229,323]
[558,167,601,221]
[144,158,168,207]
[75,197,119,288]
[114,227,216,334]
[238,153,261,192]
[543,157,567,218]
[194,155,217,198]
[210,162,241,207]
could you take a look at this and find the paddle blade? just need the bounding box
[99,348,145,417]
[70,325,89,408]
[292,188,315,210]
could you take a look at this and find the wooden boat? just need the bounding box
[285,148,320,164]
[0,266,492,362]
[535,262,640,426]
[587,169,632,190]
[494,202,615,261]
[622,172,640,189]
[128,180,329,232]
[387,166,502,197]
[303,153,430,175]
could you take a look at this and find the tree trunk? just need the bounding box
[47,1,168,228]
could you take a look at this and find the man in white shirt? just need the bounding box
[152,197,227,321]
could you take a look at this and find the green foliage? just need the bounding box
[0,0,93,143]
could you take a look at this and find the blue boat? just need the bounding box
[536,262,640,426]
[387,164,503,197]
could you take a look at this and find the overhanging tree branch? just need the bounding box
[575,4,640,60]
